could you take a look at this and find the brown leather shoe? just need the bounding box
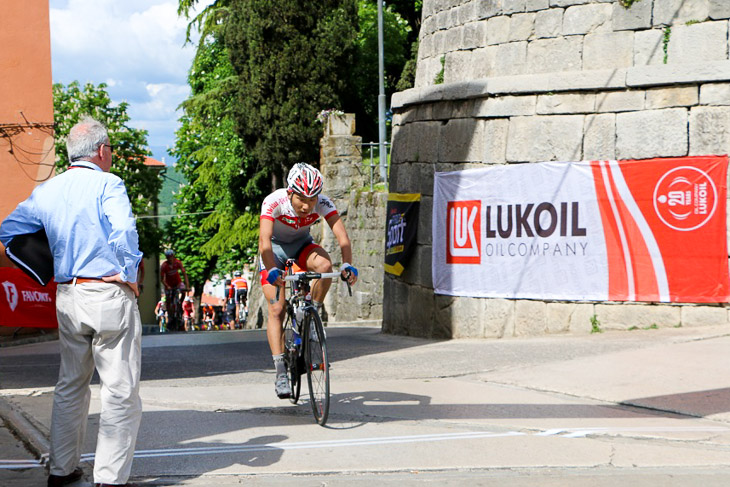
[47,467,83,486]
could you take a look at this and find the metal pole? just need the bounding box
[377,0,387,182]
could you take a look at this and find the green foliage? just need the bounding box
[396,39,419,92]
[348,0,412,141]
[224,0,358,190]
[168,34,256,291]
[663,26,671,64]
[434,56,445,85]
[590,314,603,334]
[52,81,163,257]
[618,0,642,8]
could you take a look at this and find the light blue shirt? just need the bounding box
[0,160,142,283]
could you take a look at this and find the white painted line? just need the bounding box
[0,462,43,469]
[77,431,526,461]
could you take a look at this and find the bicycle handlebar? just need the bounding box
[284,272,341,281]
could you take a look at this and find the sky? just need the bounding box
[49,0,213,163]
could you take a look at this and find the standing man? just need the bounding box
[0,117,143,487]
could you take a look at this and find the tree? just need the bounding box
[224,0,358,193]
[53,81,163,257]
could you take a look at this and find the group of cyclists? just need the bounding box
[155,162,358,400]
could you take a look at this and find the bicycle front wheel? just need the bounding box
[304,310,329,425]
[283,315,301,404]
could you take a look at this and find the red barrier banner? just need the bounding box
[0,268,57,328]
[433,156,729,303]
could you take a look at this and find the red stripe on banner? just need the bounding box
[0,268,57,328]
[591,161,629,300]
[604,163,660,302]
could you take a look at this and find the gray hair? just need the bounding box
[66,116,109,162]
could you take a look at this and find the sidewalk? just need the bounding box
[1,324,729,485]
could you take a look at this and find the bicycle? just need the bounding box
[237,297,248,327]
[278,259,352,426]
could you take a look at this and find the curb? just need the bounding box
[0,395,49,461]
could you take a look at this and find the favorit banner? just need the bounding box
[433,156,729,303]
[0,268,57,328]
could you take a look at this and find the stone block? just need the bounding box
[514,300,548,336]
[481,299,515,338]
[507,115,584,162]
[471,46,498,79]
[494,41,529,76]
[681,305,729,327]
[445,25,464,52]
[595,304,681,330]
[526,36,583,74]
[462,21,485,50]
[535,8,563,38]
[548,68,628,91]
[551,0,594,6]
[547,302,595,334]
[417,195,433,245]
[381,277,409,335]
[476,0,504,20]
[411,121,441,164]
[653,0,712,26]
[475,95,537,117]
[562,3,612,35]
[415,56,443,88]
[612,0,652,31]
[481,118,510,164]
[633,29,666,66]
[537,93,596,114]
[627,61,730,87]
[402,244,433,289]
[439,118,485,162]
[596,90,645,112]
[504,0,527,14]
[510,13,536,41]
[584,113,616,160]
[645,86,699,109]
[700,83,730,105]
[583,31,634,70]
[485,15,511,45]
[407,284,437,338]
[444,50,474,84]
[616,108,688,159]
[527,0,550,11]
[710,0,730,19]
[458,2,477,24]
[441,296,487,338]
[689,106,730,156]
[433,295,456,338]
[668,22,729,65]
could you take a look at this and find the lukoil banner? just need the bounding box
[432,156,729,302]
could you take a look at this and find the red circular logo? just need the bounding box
[653,166,717,231]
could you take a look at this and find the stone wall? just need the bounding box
[386,0,730,338]
[246,114,385,329]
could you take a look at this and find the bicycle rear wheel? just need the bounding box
[304,310,329,425]
[283,315,301,404]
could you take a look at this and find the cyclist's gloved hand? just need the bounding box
[266,268,283,285]
[340,263,358,281]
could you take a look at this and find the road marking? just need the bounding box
[538,426,730,438]
[0,460,43,469]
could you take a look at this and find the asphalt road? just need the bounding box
[2,325,730,486]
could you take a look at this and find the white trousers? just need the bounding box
[50,281,142,485]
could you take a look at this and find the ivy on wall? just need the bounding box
[619,0,641,8]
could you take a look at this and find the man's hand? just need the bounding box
[103,273,139,297]
[340,263,358,286]
[266,268,284,286]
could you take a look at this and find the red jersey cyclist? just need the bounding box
[160,249,189,315]
[259,162,358,399]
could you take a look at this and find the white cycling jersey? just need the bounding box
[260,188,338,243]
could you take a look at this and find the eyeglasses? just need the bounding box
[101,143,114,151]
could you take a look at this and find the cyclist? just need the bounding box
[222,296,236,330]
[154,294,168,333]
[259,162,358,399]
[160,249,189,330]
[182,295,195,331]
[230,270,248,326]
[201,303,215,331]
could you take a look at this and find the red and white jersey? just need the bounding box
[260,188,337,243]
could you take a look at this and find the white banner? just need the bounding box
[432,158,729,302]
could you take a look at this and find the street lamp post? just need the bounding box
[377,0,387,183]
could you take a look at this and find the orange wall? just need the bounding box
[0,0,56,221]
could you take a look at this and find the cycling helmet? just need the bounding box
[233,271,242,277]
[287,163,323,197]
[164,249,175,257]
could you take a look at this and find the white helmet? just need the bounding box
[287,163,323,197]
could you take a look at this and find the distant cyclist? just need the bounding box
[201,303,215,330]
[160,249,189,329]
[182,295,195,331]
[230,270,248,325]
[259,162,358,399]
[154,294,168,333]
